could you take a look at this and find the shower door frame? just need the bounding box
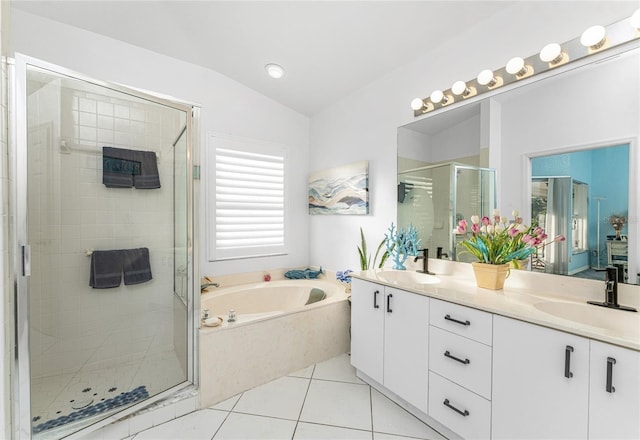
[10,53,200,439]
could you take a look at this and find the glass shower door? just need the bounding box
[15,58,195,439]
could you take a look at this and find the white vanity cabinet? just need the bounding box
[492,315,590,439]
[428,299,493,439]
[350,278,430,412]
[351,278,385,384]
[588,341,640,439]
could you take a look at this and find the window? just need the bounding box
[206,134,287,260]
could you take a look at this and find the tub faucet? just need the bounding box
[587,266,637,312]
[200,281,220,292]
[414,249,435,275]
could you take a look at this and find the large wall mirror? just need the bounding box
[398,45,639,284]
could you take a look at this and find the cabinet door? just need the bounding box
[589,340,640,440]
[492,316,589,439]
[383,287,429,413]
[350,278,384,384]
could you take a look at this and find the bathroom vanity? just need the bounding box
[350,266,640,440]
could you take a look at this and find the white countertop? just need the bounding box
[353,263,640,351]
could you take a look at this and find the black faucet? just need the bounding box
[587,266,637,312]
[436,246,449,260]
[414,248,435,275]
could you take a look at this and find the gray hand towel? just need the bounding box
[102,147,140,188]
[123,247,153,285]
[133,151,161,189]
[89,250,123,288]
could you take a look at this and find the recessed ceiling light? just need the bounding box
[265,63,285,79]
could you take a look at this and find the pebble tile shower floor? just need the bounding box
[30,348,184,436]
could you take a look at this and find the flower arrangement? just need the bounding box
[455,210,565,265]
[385,223,421,270]
[607,213,627,239]
[336,269,353,293]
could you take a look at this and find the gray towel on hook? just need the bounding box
[133,151,161,189]
[123,247,153,285]
[89,250,123,288]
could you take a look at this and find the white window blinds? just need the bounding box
[207,134,287,260]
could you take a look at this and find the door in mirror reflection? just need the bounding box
[398,162,495,262]
[531,144,629,282]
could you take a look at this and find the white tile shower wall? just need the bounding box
[27,83,185,388]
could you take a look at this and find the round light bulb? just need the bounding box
[506,57,526,75]
[410,98,425,111]
[477,69,495,86]
[451,80,468,96]
[630,9,640,29]
[265,63,285,79]
[580,25,606,48]
[430,89,445,104]
[540,43,563,63]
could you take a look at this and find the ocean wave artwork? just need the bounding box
[308,160,369,215]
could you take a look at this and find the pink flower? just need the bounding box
[508,227,520,237]
[471,223,481,233]
[554,235,566,242]
[459,219,468,228]
[515,216,523,224]
[533,226,544,235]
[457,224,467,234]
[481,216,491,226]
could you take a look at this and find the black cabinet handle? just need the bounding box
[373,290,379,309]
[444,314,470,326]
[387,293,393,313]
[443,399,469,417]
[564,345,574,378]
[606,357,616,393]
[444,350,470,365]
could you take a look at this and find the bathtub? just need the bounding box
[199,278,351,407]
[200,279,342,325]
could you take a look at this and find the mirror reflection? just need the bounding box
[397,47,638,284]
[531,144,629,281]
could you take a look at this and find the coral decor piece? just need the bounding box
[385,223,421,270]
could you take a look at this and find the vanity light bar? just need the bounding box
[411,10,640,116]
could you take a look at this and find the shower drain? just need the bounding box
[71,399,94,410]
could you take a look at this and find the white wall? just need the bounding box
[309,2,638,272]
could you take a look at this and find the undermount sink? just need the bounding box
[533,301,638,333]
[376,270,440,286]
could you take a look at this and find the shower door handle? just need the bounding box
[21,245,31,276]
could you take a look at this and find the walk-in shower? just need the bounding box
[11,55,198,439]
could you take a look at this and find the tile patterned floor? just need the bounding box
[129,353,447,440]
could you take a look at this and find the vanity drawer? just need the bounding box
[428,371,491,440]
[430,298,493,345]
[429,326,492,399]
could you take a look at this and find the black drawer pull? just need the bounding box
[606,357,616,393]
[444,350,470,365]
[387,293,393,313]
[564,345,574,378]
[443,399,469,417]
[444,314,470,326]
[373,290,379,309]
